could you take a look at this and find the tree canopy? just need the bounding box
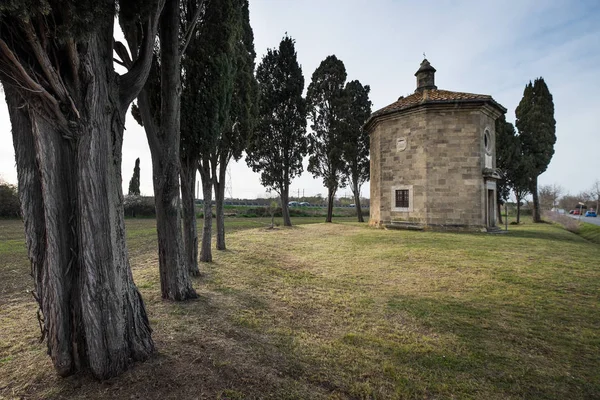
[515,77,556,222]
[307,55,348,222]
[339,80,371,222]
[246,35,307,226]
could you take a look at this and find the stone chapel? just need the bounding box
[367,59,506,231]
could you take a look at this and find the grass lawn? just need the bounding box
[1,216,599,399]
[579,222,600,245]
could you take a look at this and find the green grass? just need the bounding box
[579,222,600,244]
[1,216,599,399]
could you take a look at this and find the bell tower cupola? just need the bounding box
[415,58,437,92]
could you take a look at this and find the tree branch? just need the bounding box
[180,0,206,58]
[20,20,80,119]
[119,0,165,107]
[114,41,133,69]
[0,38,69,129]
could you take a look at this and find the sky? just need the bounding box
[1,0,599,200]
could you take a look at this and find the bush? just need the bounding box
[0,183,20,218]
[124,195,156,217]
[241,206,313,218]
[543,211,580,233]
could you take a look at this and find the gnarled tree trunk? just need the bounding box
[5,65,154,379]
[199,160,213,262]
[0,0,165,380]
[181,155,199,276]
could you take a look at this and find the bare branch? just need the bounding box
[0,38,69,128]
[114,41,133,69]
[119,0,165,107]
[180,0,206,58]
[20,20,81,119]
[65,38,80,92]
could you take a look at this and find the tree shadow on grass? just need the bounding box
[385,294,600,399]
[502,228,587,244]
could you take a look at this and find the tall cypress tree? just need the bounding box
[246,35,307,227]
[213,0,258,251]
[128,158,141,196]
[339,80,371,223]
[495,116,515,224]
[515,78,556,223]
[307,55,348,222]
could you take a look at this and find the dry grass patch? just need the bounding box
[1,217,599,399]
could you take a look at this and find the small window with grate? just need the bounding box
[395,189,410,208]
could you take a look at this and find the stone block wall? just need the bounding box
[369,104,499,229]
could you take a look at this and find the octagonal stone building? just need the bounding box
[367,59,506,231]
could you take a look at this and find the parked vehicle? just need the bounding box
[573,209,581,215]
[585,210,597,217]
[569,210,575,214]
[288,201,299,207]
[299,202,310,206]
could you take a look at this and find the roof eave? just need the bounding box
[365,98,507,132]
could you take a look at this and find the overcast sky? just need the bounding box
[1,0,598,200]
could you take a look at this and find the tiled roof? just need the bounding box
[368,89,506,126]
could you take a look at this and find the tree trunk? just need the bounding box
[137,0,197,301]
[326,188,336,223]
[497,200,504,225]
[199,162,213,263]
[180,156,199,276]
[214,162,227,251]
[531,178,541,222]
[5,76,153,379]
[281,186,292,227]
[516,193,521,224]
[351,180,364,223]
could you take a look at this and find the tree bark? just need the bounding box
[516,193,522,224]
[199,161,213,262]
[497,200,504,225]
[326,188,336,223]
[180,155,199,276]
[136,0,197,300]
[281,186,292,227]
[351,180,364,223]
[214,161,227,251]
[531,178,541,222]
[5,71,154,379]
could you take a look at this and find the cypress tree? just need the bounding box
[246,35,307,227]
[515,78,556,222]
[339,80,372,223]
[307,55,348,222]
[495,115,515,223]
[128,158,141,196]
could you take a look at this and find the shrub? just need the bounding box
[124,195,156,217]
[0,183,20,218]
[543,211,580,233]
